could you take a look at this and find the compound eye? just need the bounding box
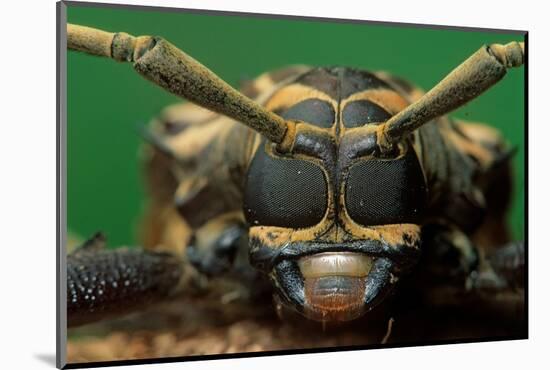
[345,147,427,226]
[244,141,327,228]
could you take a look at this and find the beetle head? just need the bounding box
[244,116,427,322]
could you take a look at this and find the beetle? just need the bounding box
[65,23,525,338]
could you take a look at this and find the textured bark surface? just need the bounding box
[67,291,525,364]
[67,295,382,363]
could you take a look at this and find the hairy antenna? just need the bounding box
[67,24,294,149]
[377,41,524,149]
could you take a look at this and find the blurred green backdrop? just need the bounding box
[67,4,525,247]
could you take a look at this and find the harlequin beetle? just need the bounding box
[66,24,525,328]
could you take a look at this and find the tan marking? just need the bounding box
[408,89,425,103]
[252,73,277,94]
[372,224,421,246]
[254,70,313,106]
[142,205,191,257]
[250,221,420,251]
[174,176,208,204]
[158,208,192,256]
[160,102,218,126]
[455,120,504,147]
[194,211,245,250]
[444,125,495,167]
[163,117,236,160]
[251,227,293,246]
[265,84,337,113]
[250,221,333,249]
[341,218,421,246]
[341,89,410,116]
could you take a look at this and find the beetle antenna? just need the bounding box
[67,24,295,150]
[377,41,524,150]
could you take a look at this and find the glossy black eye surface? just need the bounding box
[244,142,327,228]
[345,148,427,225]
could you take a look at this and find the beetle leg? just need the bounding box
[420,224,479,283]
[67,233,183,327]
[185,214,271,301]
[469,241,524,292]
[187,224,247,277]
[417,225,524,320]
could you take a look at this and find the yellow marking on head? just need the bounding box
[250,220,420,251]
[371,224,421,246]
[265,84,337,113]
[341,89,410,116]
[249,218,336,249]
[342,219,421,247]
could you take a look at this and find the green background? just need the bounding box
[67,4,525,247]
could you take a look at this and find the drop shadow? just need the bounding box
[34,353,57,367]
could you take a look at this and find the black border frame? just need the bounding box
[57,1,529,368]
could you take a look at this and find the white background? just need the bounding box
[0,0,547,369]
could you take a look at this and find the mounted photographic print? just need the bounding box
[57,1,527,368]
